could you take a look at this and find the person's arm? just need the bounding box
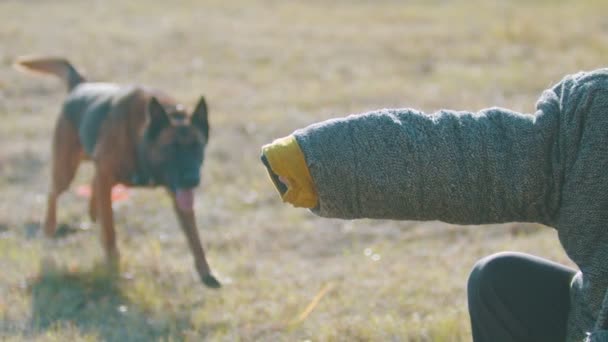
[263,100,561,226]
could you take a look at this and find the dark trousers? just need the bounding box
[467,252,576,342]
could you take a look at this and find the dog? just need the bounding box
[14,56,220,288]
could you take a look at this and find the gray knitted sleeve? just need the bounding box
[293,103,560,225]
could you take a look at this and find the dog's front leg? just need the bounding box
[94,165,119,264]
[171,195,221,288]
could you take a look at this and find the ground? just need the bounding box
[1,0,607,341]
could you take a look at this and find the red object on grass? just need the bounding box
[75,184,130,202]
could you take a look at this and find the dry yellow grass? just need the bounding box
[1,0,607,341]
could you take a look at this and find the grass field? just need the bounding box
[1,0,608,341]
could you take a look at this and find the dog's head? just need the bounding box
[143,96,209,212]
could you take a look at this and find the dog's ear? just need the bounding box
[146,97,170,140]
[191,95,209,141]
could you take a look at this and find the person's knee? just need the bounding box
[467,252,528,305]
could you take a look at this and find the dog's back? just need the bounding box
[63,83,133,157]
[16,57,151,158]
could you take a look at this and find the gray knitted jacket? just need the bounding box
[292,69,608,341]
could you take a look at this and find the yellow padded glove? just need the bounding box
[261,135,318,208]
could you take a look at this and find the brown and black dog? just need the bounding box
[15,56,220,288]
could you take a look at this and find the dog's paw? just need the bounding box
[201,274,222,289]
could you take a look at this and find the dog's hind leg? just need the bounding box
[88,175,97,222]
[43,115,82,237]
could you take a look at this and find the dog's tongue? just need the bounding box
[176,189,194,212]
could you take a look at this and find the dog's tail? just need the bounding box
[13,56,85,92]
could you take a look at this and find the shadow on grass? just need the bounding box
[29,264,189,341]
[22,221,84,240]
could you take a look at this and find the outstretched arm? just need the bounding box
[263,103,560,226]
